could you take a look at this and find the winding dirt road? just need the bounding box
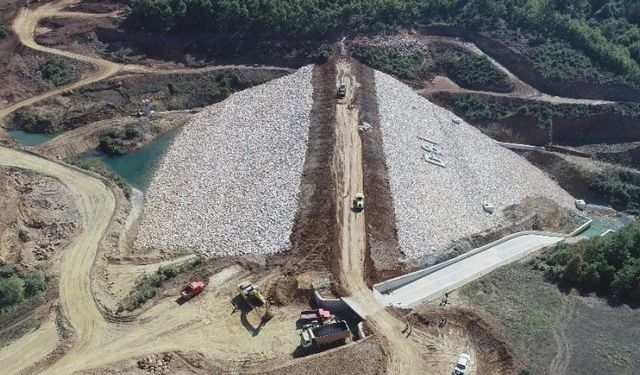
[0,0,292,123]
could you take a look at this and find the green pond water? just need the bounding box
[582,214,635,237]
[9,130,57,146]
[95,130,178,191]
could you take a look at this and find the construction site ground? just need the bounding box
[1,1,639,374]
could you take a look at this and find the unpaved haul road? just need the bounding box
[0,146,115,374]
[0,0,293,122]
[333,60,426,374]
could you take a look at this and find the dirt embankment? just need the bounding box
[524,151,601,201]
[552,114,640,145]
[0,166,80,265]
[354,64,406,285]
[431,92,640,147]
[410,307,520,375]
[423,26,640,102]
[267,62,340,283]
[6,69,287,134]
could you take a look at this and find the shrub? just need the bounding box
[0,26,8,39]
[11,111,51,133]
[0,276,25,309]
[545,221,640,303]
[39,59,71,86]
[119,258,202,311]
[24,271,46,298]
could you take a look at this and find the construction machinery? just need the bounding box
[299,309,333,324]
[353,193,365,211]
[238,281,266,308]
[180,281,206,301]
[337,84,347,99]
[300,318,351,349]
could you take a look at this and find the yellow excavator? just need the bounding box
[237,281,272,327]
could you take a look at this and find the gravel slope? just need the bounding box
[374,70,575,260]
[136,66,314,256]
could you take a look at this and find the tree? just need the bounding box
[0,276,25,308]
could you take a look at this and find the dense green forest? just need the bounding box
[126,0,640,84]
[546,221,640,303]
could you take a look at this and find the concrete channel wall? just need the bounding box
[374,218,592,296]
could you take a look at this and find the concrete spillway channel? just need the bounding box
[373,223,591,307]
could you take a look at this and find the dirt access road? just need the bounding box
[0,146,301,374]
[0,0,292,124]
[415,35,615,106]
[333,60,427,374]
[0,146,115,374]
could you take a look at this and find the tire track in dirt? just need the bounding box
[0,146,115,374]
[332,59,426,375]
[549,297,576,375]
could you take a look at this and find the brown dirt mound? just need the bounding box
[355,62,406,285]
[267,62,340,283]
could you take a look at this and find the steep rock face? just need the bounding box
[374,70,575,261]
[136,66,314,256]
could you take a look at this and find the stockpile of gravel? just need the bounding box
[374,70,575,260]
[136,66,314,256]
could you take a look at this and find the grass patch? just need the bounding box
[39,59,71,86]
[460,263,564,368]
[118,258,202,312]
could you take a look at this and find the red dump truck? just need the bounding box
[180,281,206,300]
[299,309,332,323]
[300,320,351,348]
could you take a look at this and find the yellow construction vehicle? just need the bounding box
[237,281,272,328]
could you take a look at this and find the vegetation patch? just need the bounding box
[437,93,640,129]
[118,258,202,312]
[461,263,564,372]
[544,220,640,304]
[98,125,143,156]
[351,46,428,80]
[0,265,46,314]
[430,44,512,92]
[10,111,52,133]
[39,59,71,86]
[0,26,8,39]
[66,157,132,199]
[530,39,616,84]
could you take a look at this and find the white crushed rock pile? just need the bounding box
[136,65,314,256]
[374,70,575,260]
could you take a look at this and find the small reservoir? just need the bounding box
[94,130,178,191]
[9,130,57,146]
